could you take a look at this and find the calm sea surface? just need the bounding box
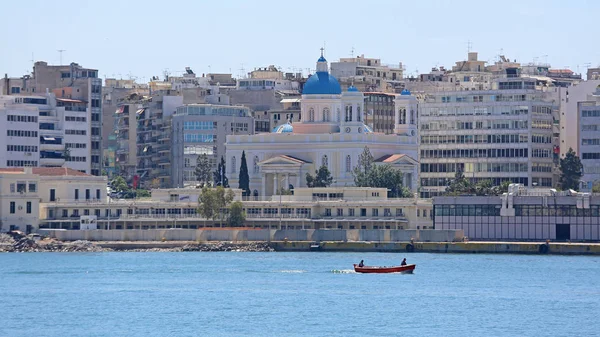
[1,251,599,337]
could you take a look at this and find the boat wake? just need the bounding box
[279,269,307,273]
[330,269,355,274]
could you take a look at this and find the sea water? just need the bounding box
[1,252,599,337]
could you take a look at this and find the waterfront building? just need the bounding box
[330,54,404,93]
[0,167,107,233]
[225,53,419,198]
[171,104,254,187]
[0,93,90,172]
[419,77,559,197]
[39,186,432,231]
[433,185,600,241]
[0,62,103,176]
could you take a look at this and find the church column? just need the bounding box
[285,174,290,190]
[394,107,400,126]
[261,173,266,197]
[273,174,278,195]
[296,173,301,189]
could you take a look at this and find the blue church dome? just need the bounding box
[272,123,293,133]
[303,55,342,95]
[401,89,411,95]
[303,72,342,95]
[347,85,359,92]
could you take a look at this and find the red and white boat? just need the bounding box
[353,264,416,274]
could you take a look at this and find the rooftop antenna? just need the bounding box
[467,41,472,53]
[238,63,246,79]
[30,52,34,67]
[350,46,355,58]
[57,49,66,65]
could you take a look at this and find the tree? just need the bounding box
[228,201,246,227]
[213,156,229,188]
[195,154,212,187]
[592,181,600,193]
[445,166,474,196]
[306,164,334,187]
[111,176,128,193]
[353,146,374,187]
[352,147,412,198]
[238,151,250,196]
[559,148,583,191]
[135,189,151,198]
[197,186,235,223]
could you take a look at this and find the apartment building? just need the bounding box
[171,104,254,187]
[0,94,90,172]
[419,77,558,197]
[330,54,404,92]
[577,86,600,189]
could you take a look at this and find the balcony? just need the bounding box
[39,143,64,151]
[40,157,66,166]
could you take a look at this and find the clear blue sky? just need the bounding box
[1,0,598,82]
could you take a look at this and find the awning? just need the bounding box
[115,106,124,114]
[280,98,301,103]
[136,108,146,115]
[43,137,56,141]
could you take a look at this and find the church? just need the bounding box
[226,52,419,198]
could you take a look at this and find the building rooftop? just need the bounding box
[0,167,91,176]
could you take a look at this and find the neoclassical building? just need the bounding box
[226,53,419,198]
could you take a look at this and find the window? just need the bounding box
[337,208,343,216]
[322,155,328,168]
[26,202,32,214]
[372,209,379,216]
[50,189,56,202]
[345,155,351,172]
[10,202,16,214]
[17,182,26,193]
[423,209,427,218]
[325,208,332,216]
[96,189,101,200]
[417,209,420,217]
[62,209,69,218]
[309,108,315,122]
[75,189,79,200]
[384,208,391,217]
[323,108,330,122]
[396,208,404,217]
[348,209,355,216]
[85,189,90,200]
[231,156,236,174]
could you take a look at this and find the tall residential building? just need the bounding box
[364,92,397,134]
[419,77,558,197]
[102,79,149,177]
[114,92,183,188]
[0,93,90,172]
[1,61,103,175]
[171,104,254,187]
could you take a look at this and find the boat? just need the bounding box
[353,264,416,274]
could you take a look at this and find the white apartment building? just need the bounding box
[419,77,558,197]
[577,86,600,190]
[0,94,91,172]
[330,54,404,92]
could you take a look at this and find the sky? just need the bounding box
[1,0,599,82]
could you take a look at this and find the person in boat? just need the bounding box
[358,260,364,267]
[401,258,407,266]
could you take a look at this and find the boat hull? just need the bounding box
[353,264,416,274]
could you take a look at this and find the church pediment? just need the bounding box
[374,154,418,166]
[258,155,311,167]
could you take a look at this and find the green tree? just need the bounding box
[592,181,600,193]
[445,166,474,196]
[135,189,151,198]
[195,154,212,187]
[238,151,250,196]
[353,146,374,187]
[228,201,246,227]
[559,148,583,191]
[197,186,235,223]
[111,176,129,193]
[498,180,512,194]
[306,164,334,187]
[214,156,229,188]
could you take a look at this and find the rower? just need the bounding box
[401,258,407,266]
[358,260,364,267]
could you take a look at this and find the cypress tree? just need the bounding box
[238,151,250,196]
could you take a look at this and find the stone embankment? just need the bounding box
[0,233,274,253]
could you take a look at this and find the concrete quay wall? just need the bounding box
[38,229,463,243]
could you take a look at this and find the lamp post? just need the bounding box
[279,176,286,230]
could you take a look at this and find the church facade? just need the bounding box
[226,53,419,198]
